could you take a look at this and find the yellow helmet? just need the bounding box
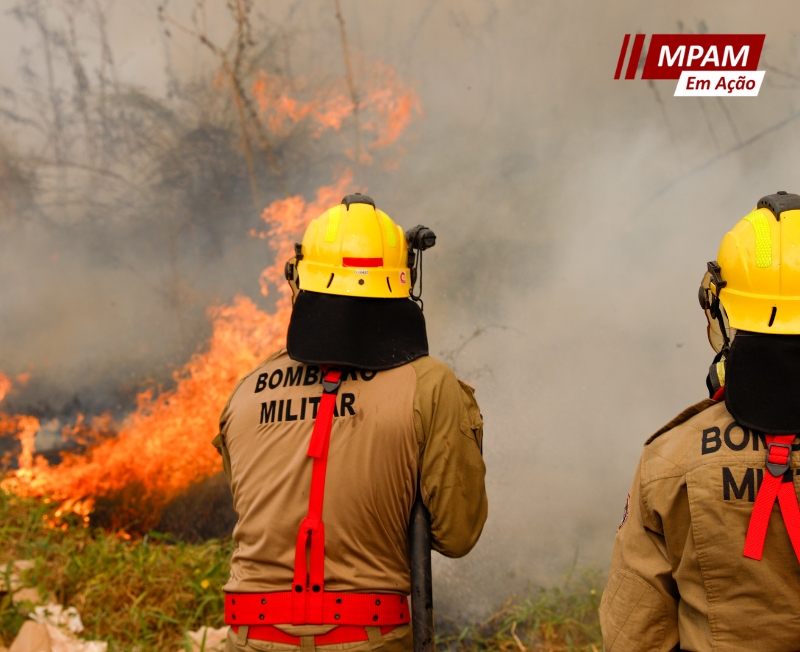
[286,194,411,299]
[703,192,800,337]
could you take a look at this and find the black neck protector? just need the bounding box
[286,291,429,371]
[725,331,800,434]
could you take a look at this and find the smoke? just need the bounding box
[3,0,800,621]
[316,0,800,618]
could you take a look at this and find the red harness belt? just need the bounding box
[224,368,409,643]
[225,592,409,626]
[744,433,800,562]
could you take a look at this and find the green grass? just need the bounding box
[0,491,233,650]
[0,490,604,651]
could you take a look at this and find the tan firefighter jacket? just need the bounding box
[600,398,800,652]
[213,349,487,595]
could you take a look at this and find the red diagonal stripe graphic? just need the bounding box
[625,34,646,79]
[614,34,631,79]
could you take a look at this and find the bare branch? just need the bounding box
[158,0,286,201]
[332,0,363,163]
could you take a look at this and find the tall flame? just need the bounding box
[1,174,352,530]
[0,374,39,473]
[0,57,419,532]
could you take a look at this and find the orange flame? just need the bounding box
[0,413,39,472]
[0,57,419,532]
[251,58,422,159]
[0,374,38,473]
[1,174,352,530]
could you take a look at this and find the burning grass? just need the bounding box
[0,491,605,651]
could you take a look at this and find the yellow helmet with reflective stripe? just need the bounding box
[707,192,800,335]
[289,194,411,299]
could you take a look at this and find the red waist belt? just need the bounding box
[224,591,410,627]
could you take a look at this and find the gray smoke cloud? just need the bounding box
[334,0,800,618]
[2,0,800,621]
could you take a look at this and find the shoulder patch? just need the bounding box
[644,398,718,446]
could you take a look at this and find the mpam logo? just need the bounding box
[614,34,766,96]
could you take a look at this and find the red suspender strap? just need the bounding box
[292,368,342,625]
[744,434,800,562]
[224,367,410,637]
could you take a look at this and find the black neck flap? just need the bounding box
[725,331,800,434]
[286,291,429,371]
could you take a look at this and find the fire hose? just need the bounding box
[409,489,434,652]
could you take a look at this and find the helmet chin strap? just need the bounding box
[409,248,424,311]
[405,225,436,312]
[709,294,731,352]
[704,261,731,397]
[706,296,731,397]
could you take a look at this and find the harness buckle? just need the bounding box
[766,442,792,477]
[322,372,342,394]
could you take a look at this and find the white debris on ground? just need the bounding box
[8,612,107,652]
[185,626,229,652]
[0,569,108,652]
[31,605,86,635]
[3,559,224,651]
[39,623,106,652]
[8,621,50,652]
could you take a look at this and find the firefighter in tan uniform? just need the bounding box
[213,194,487,652]
[600,192,800,651]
